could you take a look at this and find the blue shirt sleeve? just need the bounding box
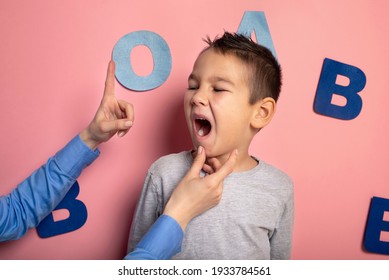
[124,214,183,260]
[0,135,99,242]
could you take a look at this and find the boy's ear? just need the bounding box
[250,97,276,130]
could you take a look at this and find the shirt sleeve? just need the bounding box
[124,214,183,260]
[270,182,294,259]
[0,135,99,242]
[127,170,162,253]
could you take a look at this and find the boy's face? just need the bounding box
[184,49,257,158]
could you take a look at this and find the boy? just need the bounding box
[128,32,294,259]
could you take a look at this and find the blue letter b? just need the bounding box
[36,181,87,238]
[314,58,366,120]
[364,197,389,255]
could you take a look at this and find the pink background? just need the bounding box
[0,0,388,259]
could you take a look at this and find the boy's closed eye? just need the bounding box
[212,87,228,93]
[187,75,198,90]
[187,81,198,90]
[186,85,227,93]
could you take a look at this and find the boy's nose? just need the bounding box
[191,90,209,106]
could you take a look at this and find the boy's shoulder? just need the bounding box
[149,150,192,174]
[255,159,294,190]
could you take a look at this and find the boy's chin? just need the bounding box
[201,148,224,159]
[192,141,230,159]
[192,144,216,157]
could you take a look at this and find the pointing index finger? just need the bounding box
[103,60,116,98]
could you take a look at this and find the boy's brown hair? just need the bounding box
[203,32,282,104]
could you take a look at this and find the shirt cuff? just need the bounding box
[126,215,184,260]
[54,135,100,179]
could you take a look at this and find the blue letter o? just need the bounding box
[112,30,172,91]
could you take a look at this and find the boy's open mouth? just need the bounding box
[195,118,212,137]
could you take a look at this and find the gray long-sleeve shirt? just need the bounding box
[128,151,294,259]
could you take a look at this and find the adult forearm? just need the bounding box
[0,135,99,242]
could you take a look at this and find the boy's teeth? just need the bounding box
[198,128,204,136]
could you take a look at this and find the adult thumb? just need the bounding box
[101,119,133,134]
[188,146,206,177]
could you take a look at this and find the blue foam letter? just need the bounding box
[112,30,172,91]
[37,181,87,238]
[314,58,366,120]
[237,11,277,59]
[364,197,389,255]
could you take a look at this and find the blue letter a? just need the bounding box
[37,181,87,238]
[314,58,366,120]
[237,11,277,59]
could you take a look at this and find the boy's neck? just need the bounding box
[206,151,258,173]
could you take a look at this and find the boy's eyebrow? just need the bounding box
[188,73,197,81]
[210,76,235,86]
[188,74,235,86]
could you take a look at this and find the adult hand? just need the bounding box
[163,146,238,230]
[80,61,134,150]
